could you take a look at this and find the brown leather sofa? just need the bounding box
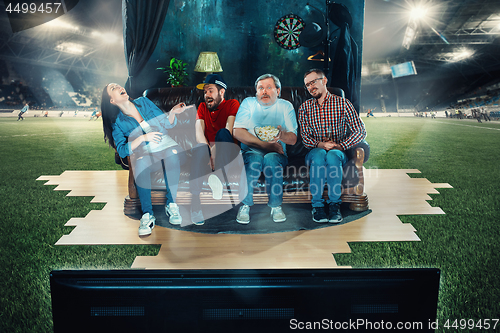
[122,86,369,215]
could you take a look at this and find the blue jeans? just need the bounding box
[189,128,239,196]
[240,147,288,208]
[305,148,347,208]
[135,146,186,215]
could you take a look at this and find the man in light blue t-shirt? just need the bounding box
[233,74,298,224]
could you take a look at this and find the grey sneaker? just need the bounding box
[208,174,223,200]
[138,213,155,236]
[166,202,182,225]
[236,204,250,224]
[271,206,286,222]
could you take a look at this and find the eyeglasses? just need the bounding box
[305,77,324,88]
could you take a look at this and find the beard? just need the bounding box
[206,93,222,111]
[310,87,323,100]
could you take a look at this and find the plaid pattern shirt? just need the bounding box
[298,92,366,151]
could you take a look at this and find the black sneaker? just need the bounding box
[328,203,343,223]
[312,207,328,223]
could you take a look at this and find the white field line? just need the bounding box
[0,131,102,138]
[434,121,500,131]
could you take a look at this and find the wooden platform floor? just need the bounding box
[37,169,451,269]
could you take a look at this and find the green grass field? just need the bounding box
[0,116,499,332]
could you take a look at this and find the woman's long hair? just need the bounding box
[101,84,120,149]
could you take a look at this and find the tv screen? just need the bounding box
[50,268,440,332]
[391,61,417,78]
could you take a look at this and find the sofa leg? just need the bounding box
[341,193,369,212]
[349,200,369,212]
[124,196,141,216]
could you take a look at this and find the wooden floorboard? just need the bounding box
[37,169,452,269]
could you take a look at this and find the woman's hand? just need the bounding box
[130,131,162,152]
[143,131,163,144]
[170,102,187,114]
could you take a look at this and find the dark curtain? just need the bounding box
[123,0,170,98]
[329,23,359,113]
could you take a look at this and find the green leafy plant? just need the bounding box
[157,57,188,87]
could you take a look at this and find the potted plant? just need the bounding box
[157,57,188,87]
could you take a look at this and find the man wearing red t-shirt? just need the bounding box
[190,74,240,224]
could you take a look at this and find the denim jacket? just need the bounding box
[112,97,177,158]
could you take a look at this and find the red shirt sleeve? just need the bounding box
[225,99,240,117]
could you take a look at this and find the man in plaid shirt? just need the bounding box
[299,69,366,223]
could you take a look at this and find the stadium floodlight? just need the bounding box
[403,21,417,50]
[44,19,79,33]
[450,48,474,62]
[91,31,120,44]
[410,6,428,21]
[55,42,85,55]
[101,32,119,44]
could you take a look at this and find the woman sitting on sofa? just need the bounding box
[101,83,188,236]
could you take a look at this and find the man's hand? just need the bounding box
[264,141,284,154]
[318,141,342,151]
[209,144,216,171]
[269,125,297,145]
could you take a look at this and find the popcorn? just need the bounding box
[255,126,280,142]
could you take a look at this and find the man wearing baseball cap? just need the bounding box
[190,74,240,224]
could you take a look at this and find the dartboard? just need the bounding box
[274,14,305,50]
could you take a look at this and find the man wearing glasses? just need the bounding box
[233,74,298,224]
[299,69,366,223]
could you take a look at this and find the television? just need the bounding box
[50,268,440,332]
[391,61,418,78]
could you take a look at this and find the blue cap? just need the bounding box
[196,74,227,90]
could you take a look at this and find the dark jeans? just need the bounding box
[189,128,239,196]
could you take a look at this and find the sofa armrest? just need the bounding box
[127,156,138,199]
[352,147,365,195]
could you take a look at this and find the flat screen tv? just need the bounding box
[50,268,440,332]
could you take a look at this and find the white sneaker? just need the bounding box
[190,209,205,226]
[208,174,223,200]
[166,203,182,225]
[271,206,286,223]
[138,213,155,236]
[236,204,250,224]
